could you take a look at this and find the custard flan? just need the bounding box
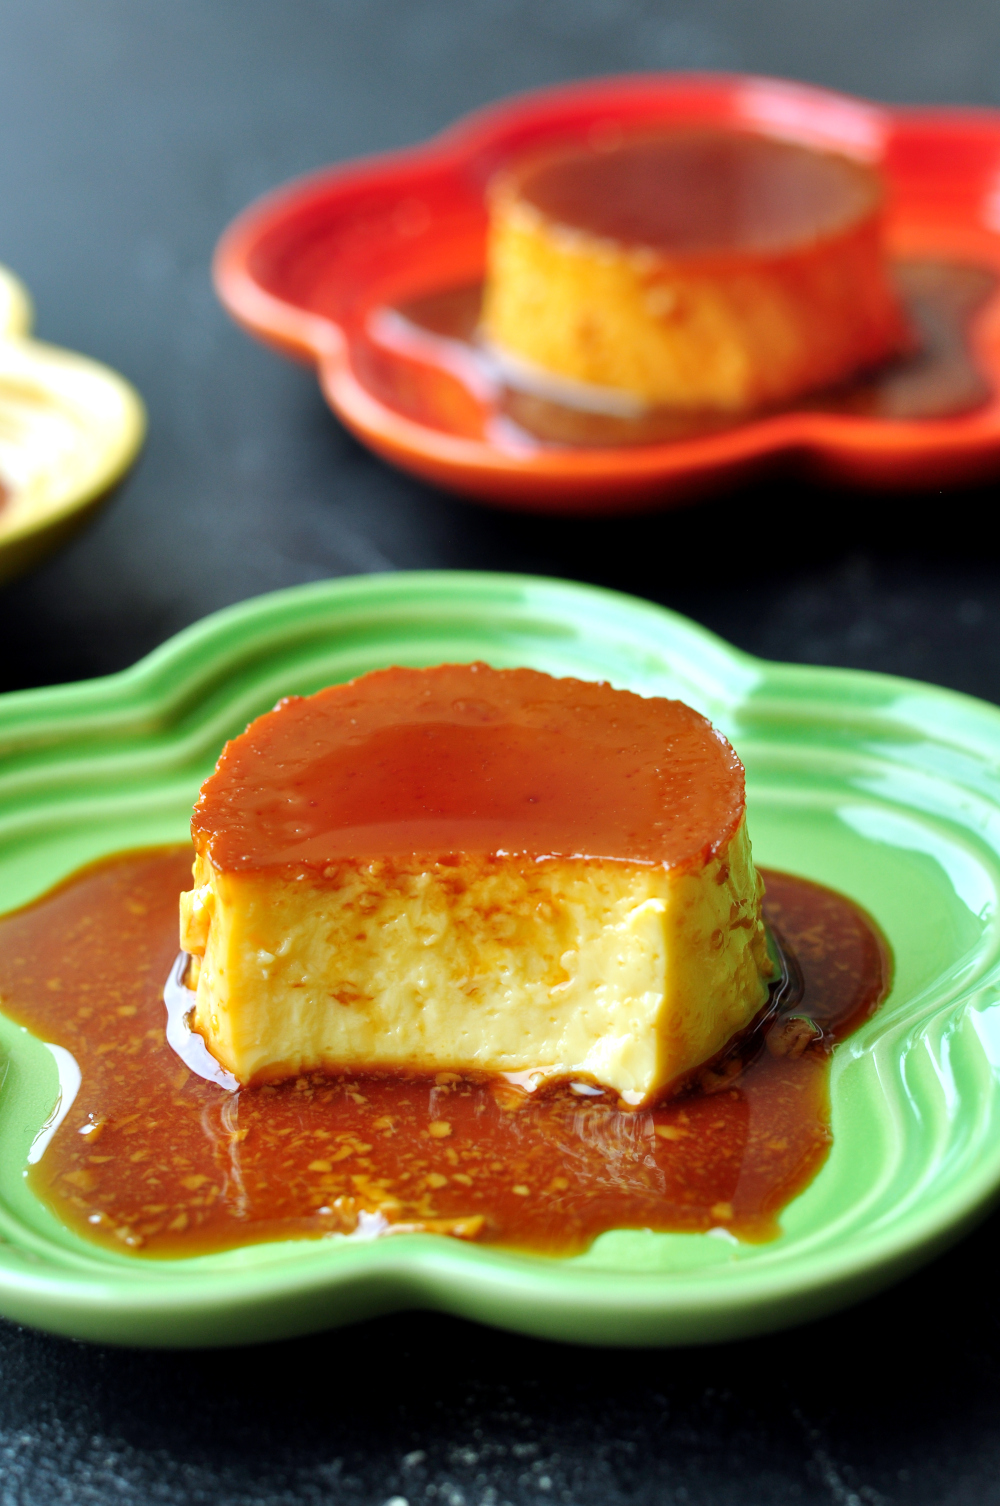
[179,664,773,1103]
[480,130,909,412]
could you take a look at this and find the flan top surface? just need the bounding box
[192,664,745,872]
[499,129,882,259]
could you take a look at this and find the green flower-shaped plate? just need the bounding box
[1,571,999,1348]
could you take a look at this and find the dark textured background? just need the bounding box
[1,2,999,1501]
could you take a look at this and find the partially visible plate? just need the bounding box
[215,74,1000,514]
[0,261,145,585]
[0,265,32,340]
[1,571,1000,1347]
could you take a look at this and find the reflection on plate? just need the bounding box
[375,261,996,447]
[215,74,1000,514]
[0,572,1000,1348]
[0,262,145,585]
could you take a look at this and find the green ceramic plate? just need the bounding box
[1,571,999,1349]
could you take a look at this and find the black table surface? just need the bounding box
[2,3,1000,1502]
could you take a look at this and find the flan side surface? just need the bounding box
[179,664,773,1102]
[480,131,909,411]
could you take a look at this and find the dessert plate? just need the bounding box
[215,74,1000,514]
[0,261,146,584]
[1,571,1000,1347]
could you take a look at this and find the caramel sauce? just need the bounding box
[0,849,889,1257]
[192,665,744,872]
[373,260,995,446]
[508,132,880,257]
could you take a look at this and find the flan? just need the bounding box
[178,664,774,1104]
[480,130,909,411]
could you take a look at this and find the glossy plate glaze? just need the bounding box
[1,571,1000,1347]
[0,261,145,585]
[215,74,1000,514]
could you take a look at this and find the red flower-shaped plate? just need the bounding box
[214,73,1000,515]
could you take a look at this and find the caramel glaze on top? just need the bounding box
[505,130,882,258]
[191,664,745,873]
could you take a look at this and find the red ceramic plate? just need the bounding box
[214,74,1000,514]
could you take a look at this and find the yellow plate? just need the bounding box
[0,263,145,585]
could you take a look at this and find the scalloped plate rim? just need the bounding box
[0,261,146,580]
[0,336,147,545]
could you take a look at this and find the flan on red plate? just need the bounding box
[213,74,1000,511]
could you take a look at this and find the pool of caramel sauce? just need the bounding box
[373,260,995,446]
[0,848,889,1258]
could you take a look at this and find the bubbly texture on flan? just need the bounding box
[480,129,909,412]
[180,664,773,1102]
